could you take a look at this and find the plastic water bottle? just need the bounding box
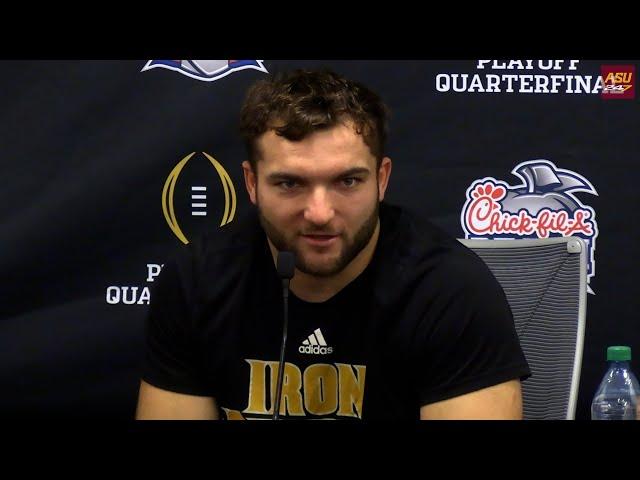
[591,346,640,420]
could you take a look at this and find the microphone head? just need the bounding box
[276,251,296,279]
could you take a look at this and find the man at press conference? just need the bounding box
[135,68,530,420]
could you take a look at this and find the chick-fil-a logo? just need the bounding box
[461,159,599,293]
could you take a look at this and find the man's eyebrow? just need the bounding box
[266,172,307,182]
[334,167,371,178]
[266,168,371,182]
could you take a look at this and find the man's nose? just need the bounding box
[303,187,335,225]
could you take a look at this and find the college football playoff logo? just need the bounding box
[162,152,236,244]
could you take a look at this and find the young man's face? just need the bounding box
[243,122,392,277]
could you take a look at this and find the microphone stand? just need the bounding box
[273,251,295,420]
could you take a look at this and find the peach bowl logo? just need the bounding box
[461,159,599,293]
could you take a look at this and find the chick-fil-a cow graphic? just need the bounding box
[461,159,599,293]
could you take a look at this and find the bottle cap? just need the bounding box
[607,346,631,361]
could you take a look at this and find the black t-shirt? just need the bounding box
[142,202,530,419]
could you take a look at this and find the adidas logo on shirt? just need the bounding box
[299,328,333,355]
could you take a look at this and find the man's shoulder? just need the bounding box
[376,203,495,295]
[190,208,264,262]
[379,202,470,265]
[164,207,266,285]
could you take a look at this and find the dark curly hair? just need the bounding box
[239,69,390,172]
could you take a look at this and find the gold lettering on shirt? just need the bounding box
[336,363,366,418]
[273,362,304,416]
[244,359,274,415]
[240,359,366,419]
[303,364,338,415]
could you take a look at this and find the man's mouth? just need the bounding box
[300,234,339,246]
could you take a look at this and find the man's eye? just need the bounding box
[278,180,298,189]
[341,177,361,187]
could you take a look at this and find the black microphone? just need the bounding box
[273,251,295,420]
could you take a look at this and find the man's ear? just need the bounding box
[242,161,257,205]
[377,157,392,201]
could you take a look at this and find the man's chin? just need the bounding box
[295,252,344,277]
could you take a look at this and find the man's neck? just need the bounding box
[267,220,380,303]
